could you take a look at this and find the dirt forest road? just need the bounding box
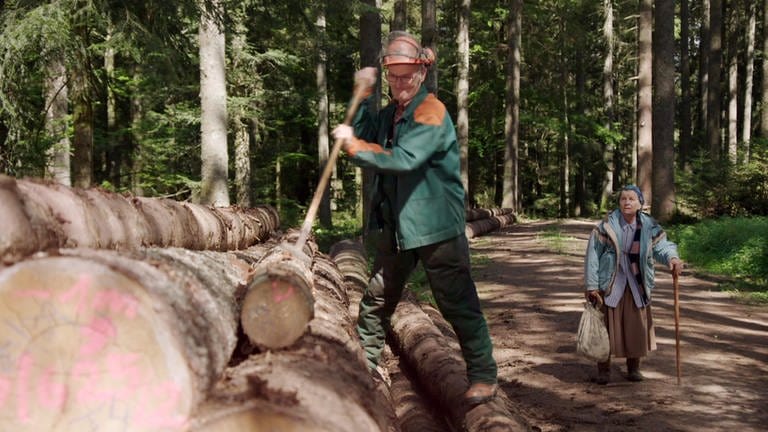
[470,219,768,432]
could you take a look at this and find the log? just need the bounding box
[389,296,529,431]
[0,175,279,265]
[191,252,397,432]
[465,208,514,222]
[0,246,266,431]
[240,232,317,350]
[465,213,517,239]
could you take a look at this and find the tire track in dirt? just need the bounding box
[469,219,768,432]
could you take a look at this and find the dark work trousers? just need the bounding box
[356,229,498,385]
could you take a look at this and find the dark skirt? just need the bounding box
[602,290,656,359]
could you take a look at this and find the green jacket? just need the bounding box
[350,86,465,251]
[584,209,679,301]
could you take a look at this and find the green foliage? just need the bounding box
[668,217,768,293]
[678,145,768,217]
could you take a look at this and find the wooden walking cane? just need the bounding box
[673,272,682,385]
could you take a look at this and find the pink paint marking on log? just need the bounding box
[59,274,93,314]
[15,353,32,423]
[91,290,139,319]
[37,367,67,411]
[78,317,116,357]
[271,280,295,303]
[133,381,187,430]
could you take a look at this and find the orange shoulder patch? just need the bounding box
[413,94,446,126]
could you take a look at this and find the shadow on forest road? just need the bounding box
[469,219,768,432]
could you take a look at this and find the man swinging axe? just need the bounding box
[332,31,499,406]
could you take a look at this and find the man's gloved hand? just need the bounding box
[332,124,354,142]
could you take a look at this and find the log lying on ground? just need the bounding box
[191,252,397,432]
[240,231,317,350]
[0,175,279,265]
[465,212,517,239]
[0,245,266,432]
[465,207,514,222]
[330,239,452,432]
[389,295,529,431]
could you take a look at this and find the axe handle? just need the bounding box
[674,272,682,385]
[294,84,371,251]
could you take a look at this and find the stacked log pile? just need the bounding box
[465,207,516,239]
[0,174,526,431]
[0,175,279,265]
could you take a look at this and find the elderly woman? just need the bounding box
[584,185,683,384]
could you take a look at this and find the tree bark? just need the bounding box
[199,0,230,206]
[421,0,438,94]
[726,4,739,164]
[457,0,471,205]
[761,0,768,139]
[707,0,723,159]
[600,0,615,209]
[44,58,71,186]
[389,296,529,431]
[465,213,516,239]
[359,0,381,236]
[0,246,265,431]
[636,0,653,206]
[680,0,692,171]
[652,0,676,221]
[502,0,522,212]
[393,0,407,31]
[316,7,332,228]
[743,1,756,163]
[0,175,279,266]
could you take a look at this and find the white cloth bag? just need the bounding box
[576,301,610,362]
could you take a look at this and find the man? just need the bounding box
[332,31,498,406]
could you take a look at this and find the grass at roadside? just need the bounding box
[668,217,768,304]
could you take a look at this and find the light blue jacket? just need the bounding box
[584,209,679,301]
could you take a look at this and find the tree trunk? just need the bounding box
[502,0,521,212]
[726,4,739,164]
[0,246,265,431]
[199,0,230,207]
[389,296,529,431]
[240,232,317,350]
[652,0,676,221]
[761,0,768,139]
[359,0,381,236]
[393,0,407,31]
[636,0,653,206]
[457,0,471,206]
[700,0,711,143]
[316,7,332,228]
[422,0,438,94]
[600,0,615,209]
[680,0,692,171]
[743,1,756,163]
[0,175,279,266]
[191,253,397,432]
[71,57,93,189]
[44,58,71,186]
[707,0,723,159]
[234,118,252,207]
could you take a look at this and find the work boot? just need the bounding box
[594,360,610,385]
[464,382,498,406]
[626,358,644,382]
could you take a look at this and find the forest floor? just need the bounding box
[468,219,768,432]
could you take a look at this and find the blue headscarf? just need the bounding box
[621,184,644,205]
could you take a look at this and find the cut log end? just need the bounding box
[241,275,314,350]
[191,402,332,432]
[0,257,193,431]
